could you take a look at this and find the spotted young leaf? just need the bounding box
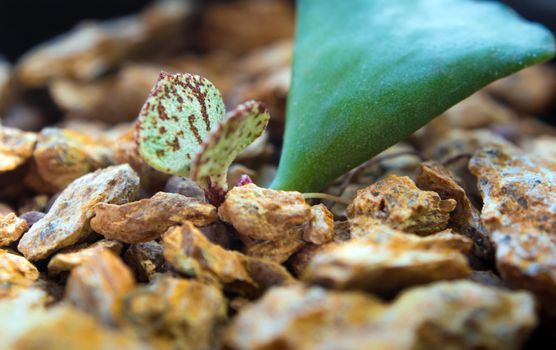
[136,72,225,176]
[191,101,270,194]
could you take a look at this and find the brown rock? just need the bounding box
[486,64,556,114]
[25,127,112,193]
[18,164,139,261]
[65,248,136,325]
[225,281,536,350]
[303,204,334,245]
[19,211,46,228]
[16,1,192,87]
[47,239,123,276]
[303,224,471,294]
[219,183,311,262]
[200,0,294,53]
[470,144,556,315]
[123,241,167,282]
[91,192,216,244]
[347,175,456,235]
[164,176,206,202]
[163,222,293,297]
[122,277,226,349]
[0,126,37,173]
[163,222,255,288]
[0,249,39,288]
[0,213,28,246]
[0,304,150,350]
[416,161,494,261]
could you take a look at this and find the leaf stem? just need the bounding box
[302,192,351,205]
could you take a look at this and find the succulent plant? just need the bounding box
[270,0,556,192]
[136,0,555,198]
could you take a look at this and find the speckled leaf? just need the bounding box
[271,0,555,192]
[191,101,270,191]
[136,72,225,176]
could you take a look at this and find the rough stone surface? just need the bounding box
[225,281,536,350]
[26,127,112,193]
[303,224,471,294]
[0,127,37,173]
[470,144,556,315]
[0,213,28,246]
[164,176,206,202]
[219,183,310,262]
[123,241,167,282]
[66,248,136,326]
[163,222,293,297]
[416,161,494,261]
[303,204,334,245]
[47,239,124,276]
[18,164,139,261]
[122,277,227,350]
[91,192,217,243]
[347,175,456,236]
[0,304,150,350]
[0,249,39,288]
[16,0,191,87]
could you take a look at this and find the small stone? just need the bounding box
[0,213,28,246]
[18,164,139,261]
[416,161,494,261]
[347,175,456,235]
[122,277,226,349]
[19,211,45,228]
[65,248,136,326]
[123,241,167,282]
[225,281,536,350]
[303,204,334,245]
[163,222,293,297]
[25,127,112,193]
[91,192,217,243]
[244,237,305,264]
[0,249,39,288]
[47,239,123,276]
[303,224,471,294]
[164,176,206,202]
[0,305,149,350]
[470,144,556,315]
[163,222,255,288]
[219,183,311,262]
[0,126,37,173]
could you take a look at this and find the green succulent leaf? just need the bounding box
[191,100,270,191]
[271,0,555,192]
[136,72,225,176]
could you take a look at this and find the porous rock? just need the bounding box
[303,204,334,245]
[18,164,139,261]
[225,281,536,350]
[416,161,494,261]
[0,212,28,246]
[219,183,311,262]
[303,224,471,294]
[0,126,37,173]
[47,239,123,276]
[122,277,227,350]
[163,222,293,297]
[0,249,39,288]
[470,144,556,315]
[91,192,216,243]
[123,241,167,282]
[65,248,136,325]
[347,175,456,236]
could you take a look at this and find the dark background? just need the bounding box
[0,0,555,62]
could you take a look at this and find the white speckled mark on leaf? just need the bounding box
[191,101,270,191]
[136,72,225,177]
